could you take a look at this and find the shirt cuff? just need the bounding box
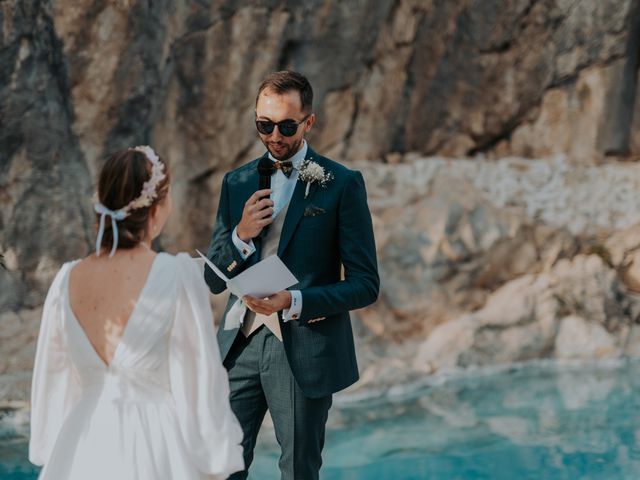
[232,227,256,259]
[282,290,302,321]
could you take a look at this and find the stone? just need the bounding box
[4,0,640,402]
[0,308,42,403]
[623,324,640,356]
[411,254,639,375]
[3,2,640,304]
[343,154,640,390]
[413,315,476,373]
[605,224,640,293]
[555,315,620,360]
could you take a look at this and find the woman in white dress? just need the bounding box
[29,146,244,479]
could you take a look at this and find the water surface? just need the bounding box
[3,359,640,479]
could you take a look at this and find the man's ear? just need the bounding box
[305,113,316,132]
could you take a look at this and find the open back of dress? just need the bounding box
[29,253,244,480]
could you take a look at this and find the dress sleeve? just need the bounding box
[29,262,81,466]
[170,253,244,478]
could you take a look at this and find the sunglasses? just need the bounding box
[255,114,310,137]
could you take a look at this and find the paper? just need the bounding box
[196,249,298,299]
[231,254,298,298]
[196,249,230,282]
[196,250,298,338]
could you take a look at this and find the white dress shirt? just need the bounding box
[231,141,308,321]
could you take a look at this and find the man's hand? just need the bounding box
[237,189,274,242]
[244,290,292,315]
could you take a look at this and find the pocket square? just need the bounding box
[304,205,326,217]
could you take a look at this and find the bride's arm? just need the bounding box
[170,254,244,477]
[29,263,80,466]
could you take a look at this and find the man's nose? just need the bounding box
[270,125,283,141]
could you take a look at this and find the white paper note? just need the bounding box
[196,250,298,298]
[229,254,298,298]
[195,250,229,282]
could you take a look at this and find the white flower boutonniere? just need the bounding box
[298,159,334,199]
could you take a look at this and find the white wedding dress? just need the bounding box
[29,252,244,480]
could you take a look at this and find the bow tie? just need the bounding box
[273,160,293,178]
[273,160,294,178]
[258,158,294,178]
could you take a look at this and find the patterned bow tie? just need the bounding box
[273,160,294,178]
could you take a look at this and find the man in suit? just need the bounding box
[204,70,379,480]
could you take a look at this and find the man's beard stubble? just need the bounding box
[264,137,303,161]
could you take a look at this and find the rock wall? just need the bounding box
[352,155,640,391]
[3,0,640,402]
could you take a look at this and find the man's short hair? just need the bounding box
[256,71,313,113]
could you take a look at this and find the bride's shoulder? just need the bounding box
[171,252,205,276]
[45,259,81,296]
[55,258,82,279]
[169,252,209,293]
[161,251,197,264]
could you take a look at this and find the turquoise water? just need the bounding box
[3,359,640,479]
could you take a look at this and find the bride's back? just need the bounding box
[66,147,172,366]
[68,249,157,366]
[29,146,245,480]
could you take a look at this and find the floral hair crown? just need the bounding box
[94,145,167,257]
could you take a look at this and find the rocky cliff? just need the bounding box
[2,0,640,403]
[353,155,640,391]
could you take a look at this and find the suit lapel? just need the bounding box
[277,147,321,257]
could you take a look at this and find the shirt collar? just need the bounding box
[268,140,307,170]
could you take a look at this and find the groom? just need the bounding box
[204,70,379,480]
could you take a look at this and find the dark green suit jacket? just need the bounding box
[204,147,379,398]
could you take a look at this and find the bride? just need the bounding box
[29,146,244,479]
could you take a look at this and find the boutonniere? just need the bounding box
[298,159,334,199]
